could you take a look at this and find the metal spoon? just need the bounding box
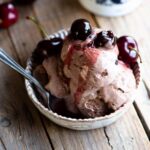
[0,48,50,109]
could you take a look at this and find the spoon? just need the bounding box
[0,48,50,109]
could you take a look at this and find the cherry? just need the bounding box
[117,36,142,64]
[38,38,63,56]
[37,38,62,50]
[0,2,18,29]
[70,19,92,41]
[94,30,116,48]
[32,38,63,64]
[32,48,47,65]
[27,16,63,64]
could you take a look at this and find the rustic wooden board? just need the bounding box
[95,0,150,139]
[0,8,52,150]
[8,5,42,66]
[103,106,150,150]
[0,0,149,149]
[33,0,96,34]
[44,119,112,150]
[43,106,150,150]
[135,81,150,139]
[32,0,150,149]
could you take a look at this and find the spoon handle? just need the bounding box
[0,48,45,93]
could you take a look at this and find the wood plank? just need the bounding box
[103,106,150,150]
[8,5,42,66]
[43,106,150,150]
[95,0,150,139]
[33,0,96,34]
[0,9,52,150]
[135,81,150,139]
[43,119,111,150]
[32,0,150,149]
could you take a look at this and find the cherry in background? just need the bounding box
[0,2,18,28]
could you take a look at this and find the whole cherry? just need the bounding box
[37,38,63,56]
[32,38,63,64]
[117,36,142,64]
[94,30,116,48]
[0,2,18,29]
[70,19,92,41]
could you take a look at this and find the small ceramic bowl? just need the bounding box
[78,0,143,17]
[25,29,140,130]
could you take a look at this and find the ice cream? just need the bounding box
[32,19,139,118]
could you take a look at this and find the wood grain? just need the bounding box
[33,0,96,34]
[103,106,150,150]
[32,0,150,149]
[135,81,150,139]
[43,106,150,150]
[0,8,52,150]
[44,119,111,150]
[95,0,150,139]
[8,5,42,66]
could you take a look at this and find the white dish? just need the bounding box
[78,0,143,17]
[25,29,139,130]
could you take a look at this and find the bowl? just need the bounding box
[78,0,143,17]
[25,29,140,130]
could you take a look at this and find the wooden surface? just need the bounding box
[0,0,150,149]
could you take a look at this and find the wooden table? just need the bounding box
[0,0,150,149]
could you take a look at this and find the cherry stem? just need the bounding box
[26,16,49,39]
[137,52,142,63]
[128,46,142,63]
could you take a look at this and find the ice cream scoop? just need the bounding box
[42,28,136,118]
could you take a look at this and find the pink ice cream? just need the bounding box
[42,28,136,118]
